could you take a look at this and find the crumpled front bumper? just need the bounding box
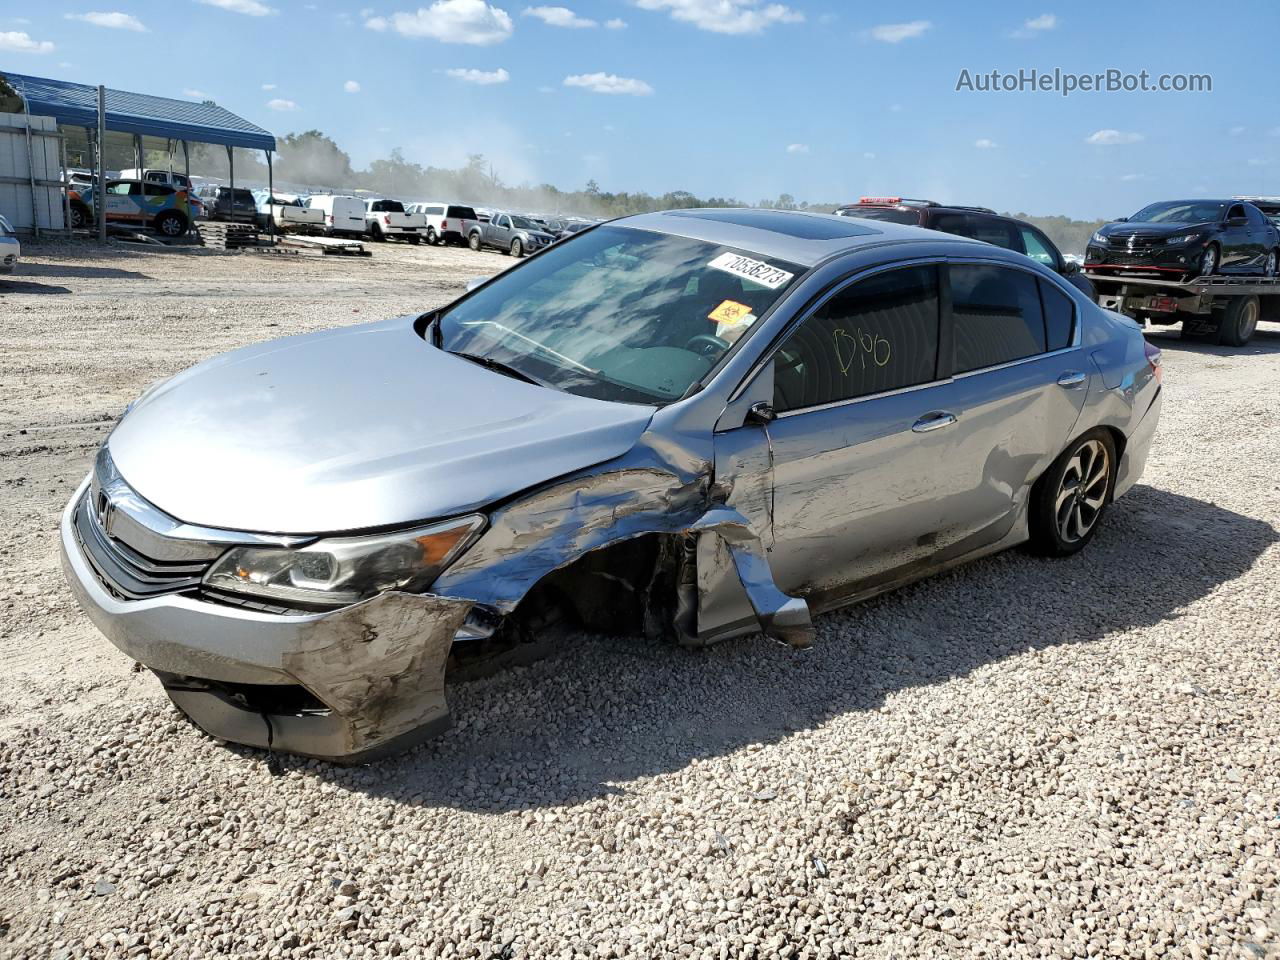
[60,477,474,762]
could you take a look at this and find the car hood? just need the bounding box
[1100,221,1213,238]
[107,317,656,534]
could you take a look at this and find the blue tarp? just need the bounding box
[2,71,276,152]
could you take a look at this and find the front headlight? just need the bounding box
[203,514,485,608]
[1091,231,1108,245]
[1165,233,1202,245]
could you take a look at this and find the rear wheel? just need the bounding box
[468,232,482,252]
[509,238,523,258]
[69,202,91,230]
[1264,249,1278,278]
[369,223,384,242]
[152,211,187,238]
[1029,430,1116,557]
[426,226,439,245]
[1216,295,1260,347]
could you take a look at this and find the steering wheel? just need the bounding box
[684,334,730,357]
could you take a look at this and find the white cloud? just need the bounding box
[974,138,997,149]
[344,79,362,93]
[1247,157,1272,167]
[865,20,930,43]
[1120,173,1146,181]
[563,72,653,95]
[1229,126,1245,136]
[604,17,626,28]
[1011,12,1057,36]
[785,143,809,154]
[64,11,148,31]
[862,152,876,160]
[197,0,276,14]
[365,0,513,44]
[0,30,55,53]
[445,67,510,84]
[262,82,277,90]
[537,85,555,93]
[633,0,802,35]
[266,98,298,111]
[183,88,213,99]
[523,5,595,27]
[1085,128,1144,145]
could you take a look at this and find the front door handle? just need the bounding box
[1057,371,1087,388]
[912,412,957,433]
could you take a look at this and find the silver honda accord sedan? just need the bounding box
[61,209,1162,761]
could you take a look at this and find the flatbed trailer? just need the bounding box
[1086,270,1280,346]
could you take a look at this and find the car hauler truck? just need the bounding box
[1086,272,1280,346]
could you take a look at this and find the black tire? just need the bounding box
[1028,429,1117,557]
[1197,243,1219,278]
[369,223,384,242]
[408,235,421,245]
[426,227,439,246]
[1216,295,1260,347]
[509,238,523,258]
[152,211,187,238]
[69,202,91,230]
[1264,248,1278,278]
[468,232,482,252]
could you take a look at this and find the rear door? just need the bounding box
[1222,203,1252,270]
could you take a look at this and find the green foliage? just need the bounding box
[0,75,25,114]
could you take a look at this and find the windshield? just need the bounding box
[448,205,477,219]
[436,225,803,404]
[1129,201,1226,224]
[510,215,539,230]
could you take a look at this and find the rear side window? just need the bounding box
[933,214,1018,250]
[428,206,445,216]
[143,183,174,196]
[773,265,941,412]
[448,205,477,219]
[1039,279,1075,351]
[950,264,1047,372]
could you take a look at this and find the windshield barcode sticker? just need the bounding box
[708,252,794,290]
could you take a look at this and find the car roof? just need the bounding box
[615,207,988,267]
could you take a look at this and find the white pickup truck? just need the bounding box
[364,199,425,244]
[254,191,325,234]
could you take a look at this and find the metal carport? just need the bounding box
[2,71,277,240]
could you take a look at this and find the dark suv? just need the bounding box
[835,197,1094,297]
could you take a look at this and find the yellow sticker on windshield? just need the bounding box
[708,299,753,326]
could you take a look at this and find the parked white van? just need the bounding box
[405,202,480,246]
[302,195,367,237]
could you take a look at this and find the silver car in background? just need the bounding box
[61,209,1162,761]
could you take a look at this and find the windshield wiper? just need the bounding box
[452,351,544,386]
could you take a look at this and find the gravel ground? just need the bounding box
[1,241,1278,960]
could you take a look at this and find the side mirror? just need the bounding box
[1114,216,1129,222]
[746,401,776,425]
[1061,260,1080,274]
[464,276,489,293]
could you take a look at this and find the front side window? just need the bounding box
[437,225,802,404]
[951,264,1046,373]
[773,265,941,412]
[107,182,139,196]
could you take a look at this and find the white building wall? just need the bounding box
[0,112,66,233]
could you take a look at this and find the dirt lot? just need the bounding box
[1,240,1278,960]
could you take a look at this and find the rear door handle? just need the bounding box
[1057,371,1087,388]
[912,412,957,433]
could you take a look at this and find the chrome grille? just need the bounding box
[74,494,213,600]
[1106,234,1164,253]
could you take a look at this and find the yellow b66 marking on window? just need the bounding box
[708,299,753,326]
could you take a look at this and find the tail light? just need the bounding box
[327,214,333,224]
[383,215,392,225]
[441,220,448,230]
[1144,339,1162,384]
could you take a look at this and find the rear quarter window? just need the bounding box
[448,206,477,219]
[1039,279,1076,351]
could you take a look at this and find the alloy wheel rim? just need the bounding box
[1202,247,1217,275]
[1054,439,1109,544]
[1267,252,1277,277]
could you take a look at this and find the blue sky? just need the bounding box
[4,0,1279,218]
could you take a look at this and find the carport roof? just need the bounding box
[2,71,276,152]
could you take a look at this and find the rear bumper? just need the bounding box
[1115,386,1161,499]
[60,476,474,761]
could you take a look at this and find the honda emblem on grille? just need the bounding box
[95,490,115,534]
